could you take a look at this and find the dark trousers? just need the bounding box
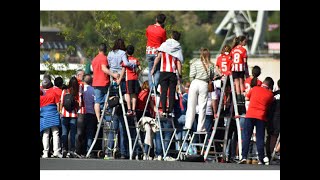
[159,72,177,113]
[76,113,98,155]
[266,133,279,159]
[241,118,265,161]
[76,113,85,155]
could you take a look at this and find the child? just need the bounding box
[230,36,248,103]
[151,31,183,117]
[244,65,262,110]
[215,44,232,77]
[119,45,141,116]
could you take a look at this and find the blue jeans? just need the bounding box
[106,114,128,157]
[147,54,160,88]
[154,119,173,156]
[193,114,213,133]
[175,114,188,151]
[61,117,77,152]
[241,118,265,161]
[240,117,245,143]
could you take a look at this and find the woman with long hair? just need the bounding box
[184,48,214,132]
[60,76,80,158]
[230,36,248,103]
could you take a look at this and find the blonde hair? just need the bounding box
[200,48,211,65]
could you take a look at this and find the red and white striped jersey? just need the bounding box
[231,45,247,72]
[159,52,179,73]
[60,89,80,118]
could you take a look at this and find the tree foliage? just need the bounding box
[40,11,280,81]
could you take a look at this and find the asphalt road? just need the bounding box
[40,158,280,170]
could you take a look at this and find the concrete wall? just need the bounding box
[247,58,280,89]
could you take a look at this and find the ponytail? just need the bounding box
[250,77,258,88]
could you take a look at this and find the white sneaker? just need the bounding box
[42,153,49,158]
[164,156,176,161]
[142,155,147,160]
[154,155,162,161]
[52,152,63,158]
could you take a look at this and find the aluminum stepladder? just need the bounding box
[134,75,177,160]
[153,75,178,160]
[175,92,212,161]
[86,76,133,160]
[203,74,243,162]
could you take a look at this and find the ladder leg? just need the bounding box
[270,133,280,164]
[176,129,190,160]
[152,75,165,159]
[229,75,242,160]
[204,76,228,160]
[118,85,133,160]
[86,86,111,158]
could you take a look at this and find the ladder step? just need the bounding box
[213,127,226,130]
[189,143,206,146]
[192,132,208,135]
[213,140,225,143]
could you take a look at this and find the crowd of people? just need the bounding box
[40,13,280,165]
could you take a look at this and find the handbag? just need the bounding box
[201,60,214,92]
[108,96,120,108]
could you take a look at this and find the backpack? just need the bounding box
[63,92,77,112]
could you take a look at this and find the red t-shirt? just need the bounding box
[136,89,149,111]
[40,88,59,108]
[92,52,110,87]
[216,53,232,76]
[245,86,274,121]
[159,52,179,73]
[122,56,140,81]
[146,24,166,54]
[231,45,247,72]
[46,86,62,103]
[244,77,262,94]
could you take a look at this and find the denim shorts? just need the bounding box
[94,86,109,104]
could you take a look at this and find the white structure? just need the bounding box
[215,11,268,55]
[40,63,85,81]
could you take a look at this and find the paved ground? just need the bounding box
[40,158,280,170]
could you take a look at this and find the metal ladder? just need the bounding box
[203,75,243,162]
[270,133,280,164]
[133,75,177,160]
[86,77,133,159]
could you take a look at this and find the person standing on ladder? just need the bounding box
[151,30,183,117]
[239,77,274,165]
[91,43,119,122]
[184,48,214,132]
[230,36,248,104]
[146,13,167,89]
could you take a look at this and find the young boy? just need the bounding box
[119,45,141,116]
